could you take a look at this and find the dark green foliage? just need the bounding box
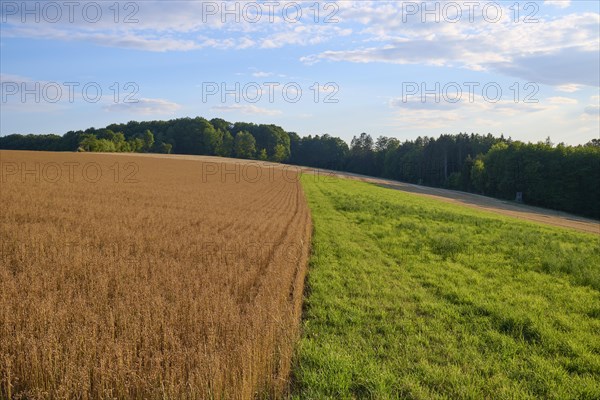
[1,118,598,218]
[231,122,290,161]
[234,131,256,159]
[216,130,234,157]
[0,133,65,151]
[289,133,349,170]
[480,142,600,218]
[157,142,172,154]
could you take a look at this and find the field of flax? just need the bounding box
[0,150,311,399]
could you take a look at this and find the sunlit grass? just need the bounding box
[294,175,600,399]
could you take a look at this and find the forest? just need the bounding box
[1,116,599,218]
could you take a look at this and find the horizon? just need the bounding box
[1,1,599,145]
[2,114,588,148]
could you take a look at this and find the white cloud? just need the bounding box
[389,109,463,130]
[545,1,571,9]
[3,0,597,91]
[94,34,201,52]
[211,104,282,116]
[104,98,181,115]
[1,2,353,51]
[547,97,578,105]
[5,26,202,52]
[237,37,256,49]
[252,71,273,78]
[301,6,600,88]
[582,96,600,118]
[489,47,599,87]
[391,95,548,111]
[556,84,582,93]
[389,96,464,111]
[259,26,352,49]
[388,91,554,131]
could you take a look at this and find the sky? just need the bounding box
[1,0,599,145]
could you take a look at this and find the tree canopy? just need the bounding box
[2,117,598,218]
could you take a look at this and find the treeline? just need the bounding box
[340,133,599,218]
[1,117,599,218]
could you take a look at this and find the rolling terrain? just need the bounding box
[1,150,598,399]
[100,152,600,235]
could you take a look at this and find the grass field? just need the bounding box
[0,151,311,399]
[293,175,600,399]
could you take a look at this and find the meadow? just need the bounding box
[293,175,600,399]
[0,151,311,399]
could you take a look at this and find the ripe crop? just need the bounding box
[0,151,311,399]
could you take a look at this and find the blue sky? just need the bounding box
[1,0,599,144]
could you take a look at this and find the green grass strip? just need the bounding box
[293,175,600,400]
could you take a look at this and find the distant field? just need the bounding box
[293,175,600,399]
[0,151,311,399]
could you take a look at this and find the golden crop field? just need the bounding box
[0,150,311,399]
